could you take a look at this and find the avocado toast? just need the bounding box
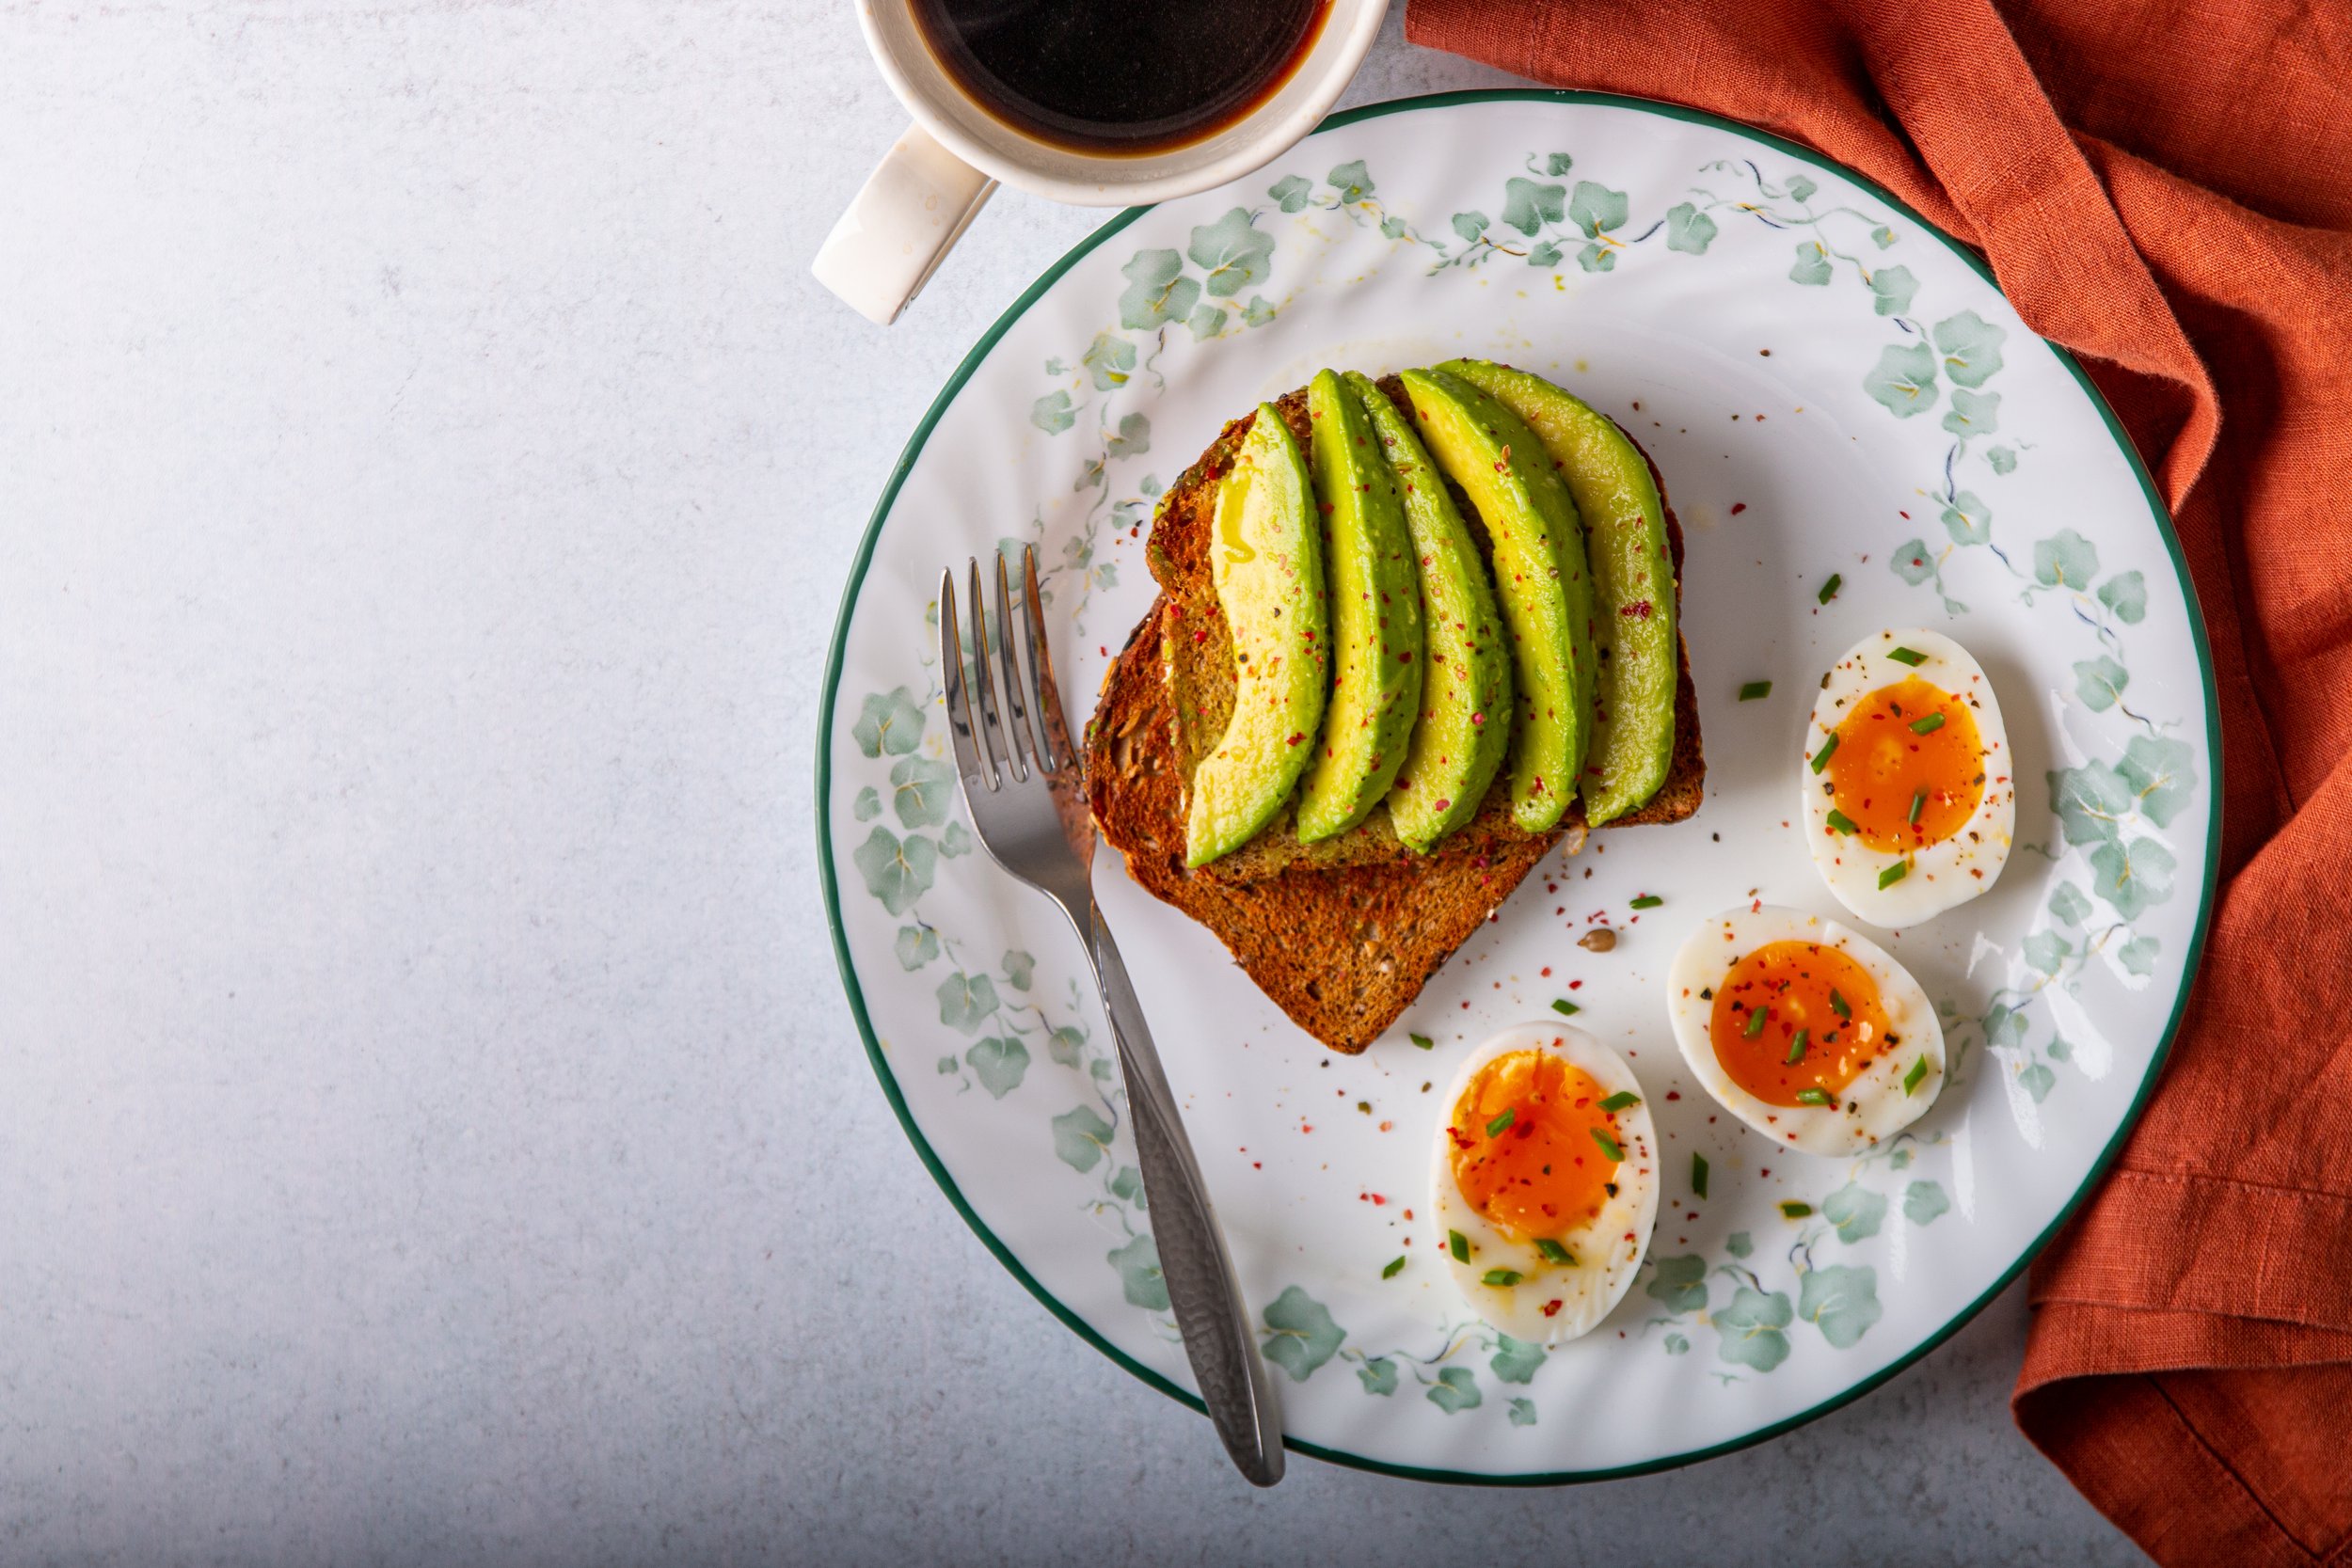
[1086,369,1705,1053]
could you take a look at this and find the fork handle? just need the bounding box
[1089,901,1286,1486]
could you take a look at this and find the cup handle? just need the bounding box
[813,123,997,325]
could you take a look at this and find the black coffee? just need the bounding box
[910,0,1331,157]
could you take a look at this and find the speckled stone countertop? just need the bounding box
[0,3,2142,1561]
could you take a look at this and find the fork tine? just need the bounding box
[965,557,1013,784]
[993,549,1040,781]
[939,568,992,790]
[1020,545,1070,775]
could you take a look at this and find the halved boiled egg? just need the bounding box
[1429,1023,1658,1344]
[1802,628,2014,926]
[1667,905,1946,1155]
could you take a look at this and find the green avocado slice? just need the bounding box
[1399,367,1593,833]
[1441,359,1677,825]
[1343,371,1513,853]
[1184,404,1327,867]
[1295,370,1424,843]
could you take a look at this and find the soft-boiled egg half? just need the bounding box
[1429,1024,1658,1344]
[1802,628,2014,926]
[1668,905,1946,1155]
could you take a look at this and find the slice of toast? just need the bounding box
[1085,374,1703,1053]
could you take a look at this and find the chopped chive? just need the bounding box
[1829,989,1851,1020]
[1486,1107,1517,1137]
[1795,1087,1833,1106]
[1825,807,1859,835]
[1910,711,1947,735]
[1904,1055,1930,1095]
[1597,1090,1641,1113]
[1630,894,1663,911]
[1410,1032,1434,1051]
[1551,998,1581,1017]
[1887,645,1928,666]
[1483,1268,1523,1288]
[1743,1005,1769,1038]
[1382,1255,1406,1279]
[1810,733,1839,773]
[1818,573,1842,605]
[1879,861,1910,889]
[1692,1152,1709,1199]
[1738,680,1772,701]
[1780,1200,1813,1218]
[1591,1127,1624,1162]
[1909,787,1927,824]
[1535,1237,1575,1265]
[1449,1228,1470,1262]
[1786,1028,1809,1065]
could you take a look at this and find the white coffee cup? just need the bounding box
[814,0,1389,325]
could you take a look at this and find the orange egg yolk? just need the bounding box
[1446,1049,1621,1239]
[1708,942,1897,1107]
[1823,677,1985,852]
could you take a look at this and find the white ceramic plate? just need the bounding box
[819,92,2218,1481]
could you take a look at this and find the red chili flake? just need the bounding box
[1619,599,1654,619]
[1542,1300,1564,1317]
[1286,733,1304,747]
[1541,966,1552,977]
[1568,979,1583,990]
[1666,1091,1681,1101]
[1730,502,1748,515]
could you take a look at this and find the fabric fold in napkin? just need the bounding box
[1403,0,2352,1559]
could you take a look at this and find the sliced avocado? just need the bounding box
[1343,371,1513,853]
[1184,404,1327,867]
[1399,367,1593,833]
[1441,359,1676,825]
[1295,370,1424,843]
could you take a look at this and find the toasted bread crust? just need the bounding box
[1085,375,1703,1053]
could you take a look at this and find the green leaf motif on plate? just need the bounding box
[2048,1036,2074,1061]
[1242,295,1277,327]
[2049,881,2092,927]
[852,687,925,757]
[1890,1148,1913,1170]
[2119,735,2197,827]
[1357,1356,1398,1396]
[852,785,881,821]
[936,970,999,1034]
[1052,1104,1113,1172]
[1500,177,1566,236]
[1984,1003,2027,1047]
[1108,1165,1142,1204]
[1798,1264,1883,1348]
[2019,1062,2056,1102]
[1105,412,1151,462]
[1941,490,1991,546]
[1725,1231,1754,1259]
[1823,1181,1887,1243]
[1942,387,1999,436]
[1715,1286,1792,1371]
[1890,538,1937,585]
[1001,949,1035,990]
[1868,263,1918,317]
[1508,1398,1538,1427]
[2099,569,2148,624]
[1029,391,1076,435]
[939,821,973,858]
[935,1055,957,1076]
[965,1036,1029,1100]
[1664,1332,1691,1354]
[894,925,939,971]
[1933,309,2007,388]
[1576,243,1614,273]
[1544,151,1576,176]
[2034,528,2100,589]
[1108,1233,1168,1310]
[1187,209,1274,299]
[890,753,955,829]
[1491,1335,1547,1385]
[1663,201,1717,254]
[1528,240,1564,268]
[1261,1286,1344,1382]
[1646,1254,1708,1312]
[1904,1180,1951,1227]
[1789,241,1834,287]
[1865,341,1939,417]
[2024,929,2074,974]
[1786,173,1819,203]
[2090,835,2177,920]
[1118,249,1200,331]
[1082,330,1136,390]
[1567,180,1629,238]
[853,825,936,915]
[1872,224,1898,248]
[2074,655,2130,711]
[1379,215,1408,241]
[1268,174,1311,214]
[2121,935,2161,976]
[1452,210,1489,244]
[2051,762,2132,845]
[1047,1023,1087,1068]
[1327,160,1375,203]
[1426,1366,1483,1414]
[1986,444,2019,474]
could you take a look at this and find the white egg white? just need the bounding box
[1801,627,2015,927]
[1666,905,1946,1156]
[1428,1023,1659,1344]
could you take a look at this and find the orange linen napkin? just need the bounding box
[1404,0,2352,1558]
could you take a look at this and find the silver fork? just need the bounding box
[939,546,1285,1487]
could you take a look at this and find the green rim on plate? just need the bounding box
[815,88,2224,1484]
